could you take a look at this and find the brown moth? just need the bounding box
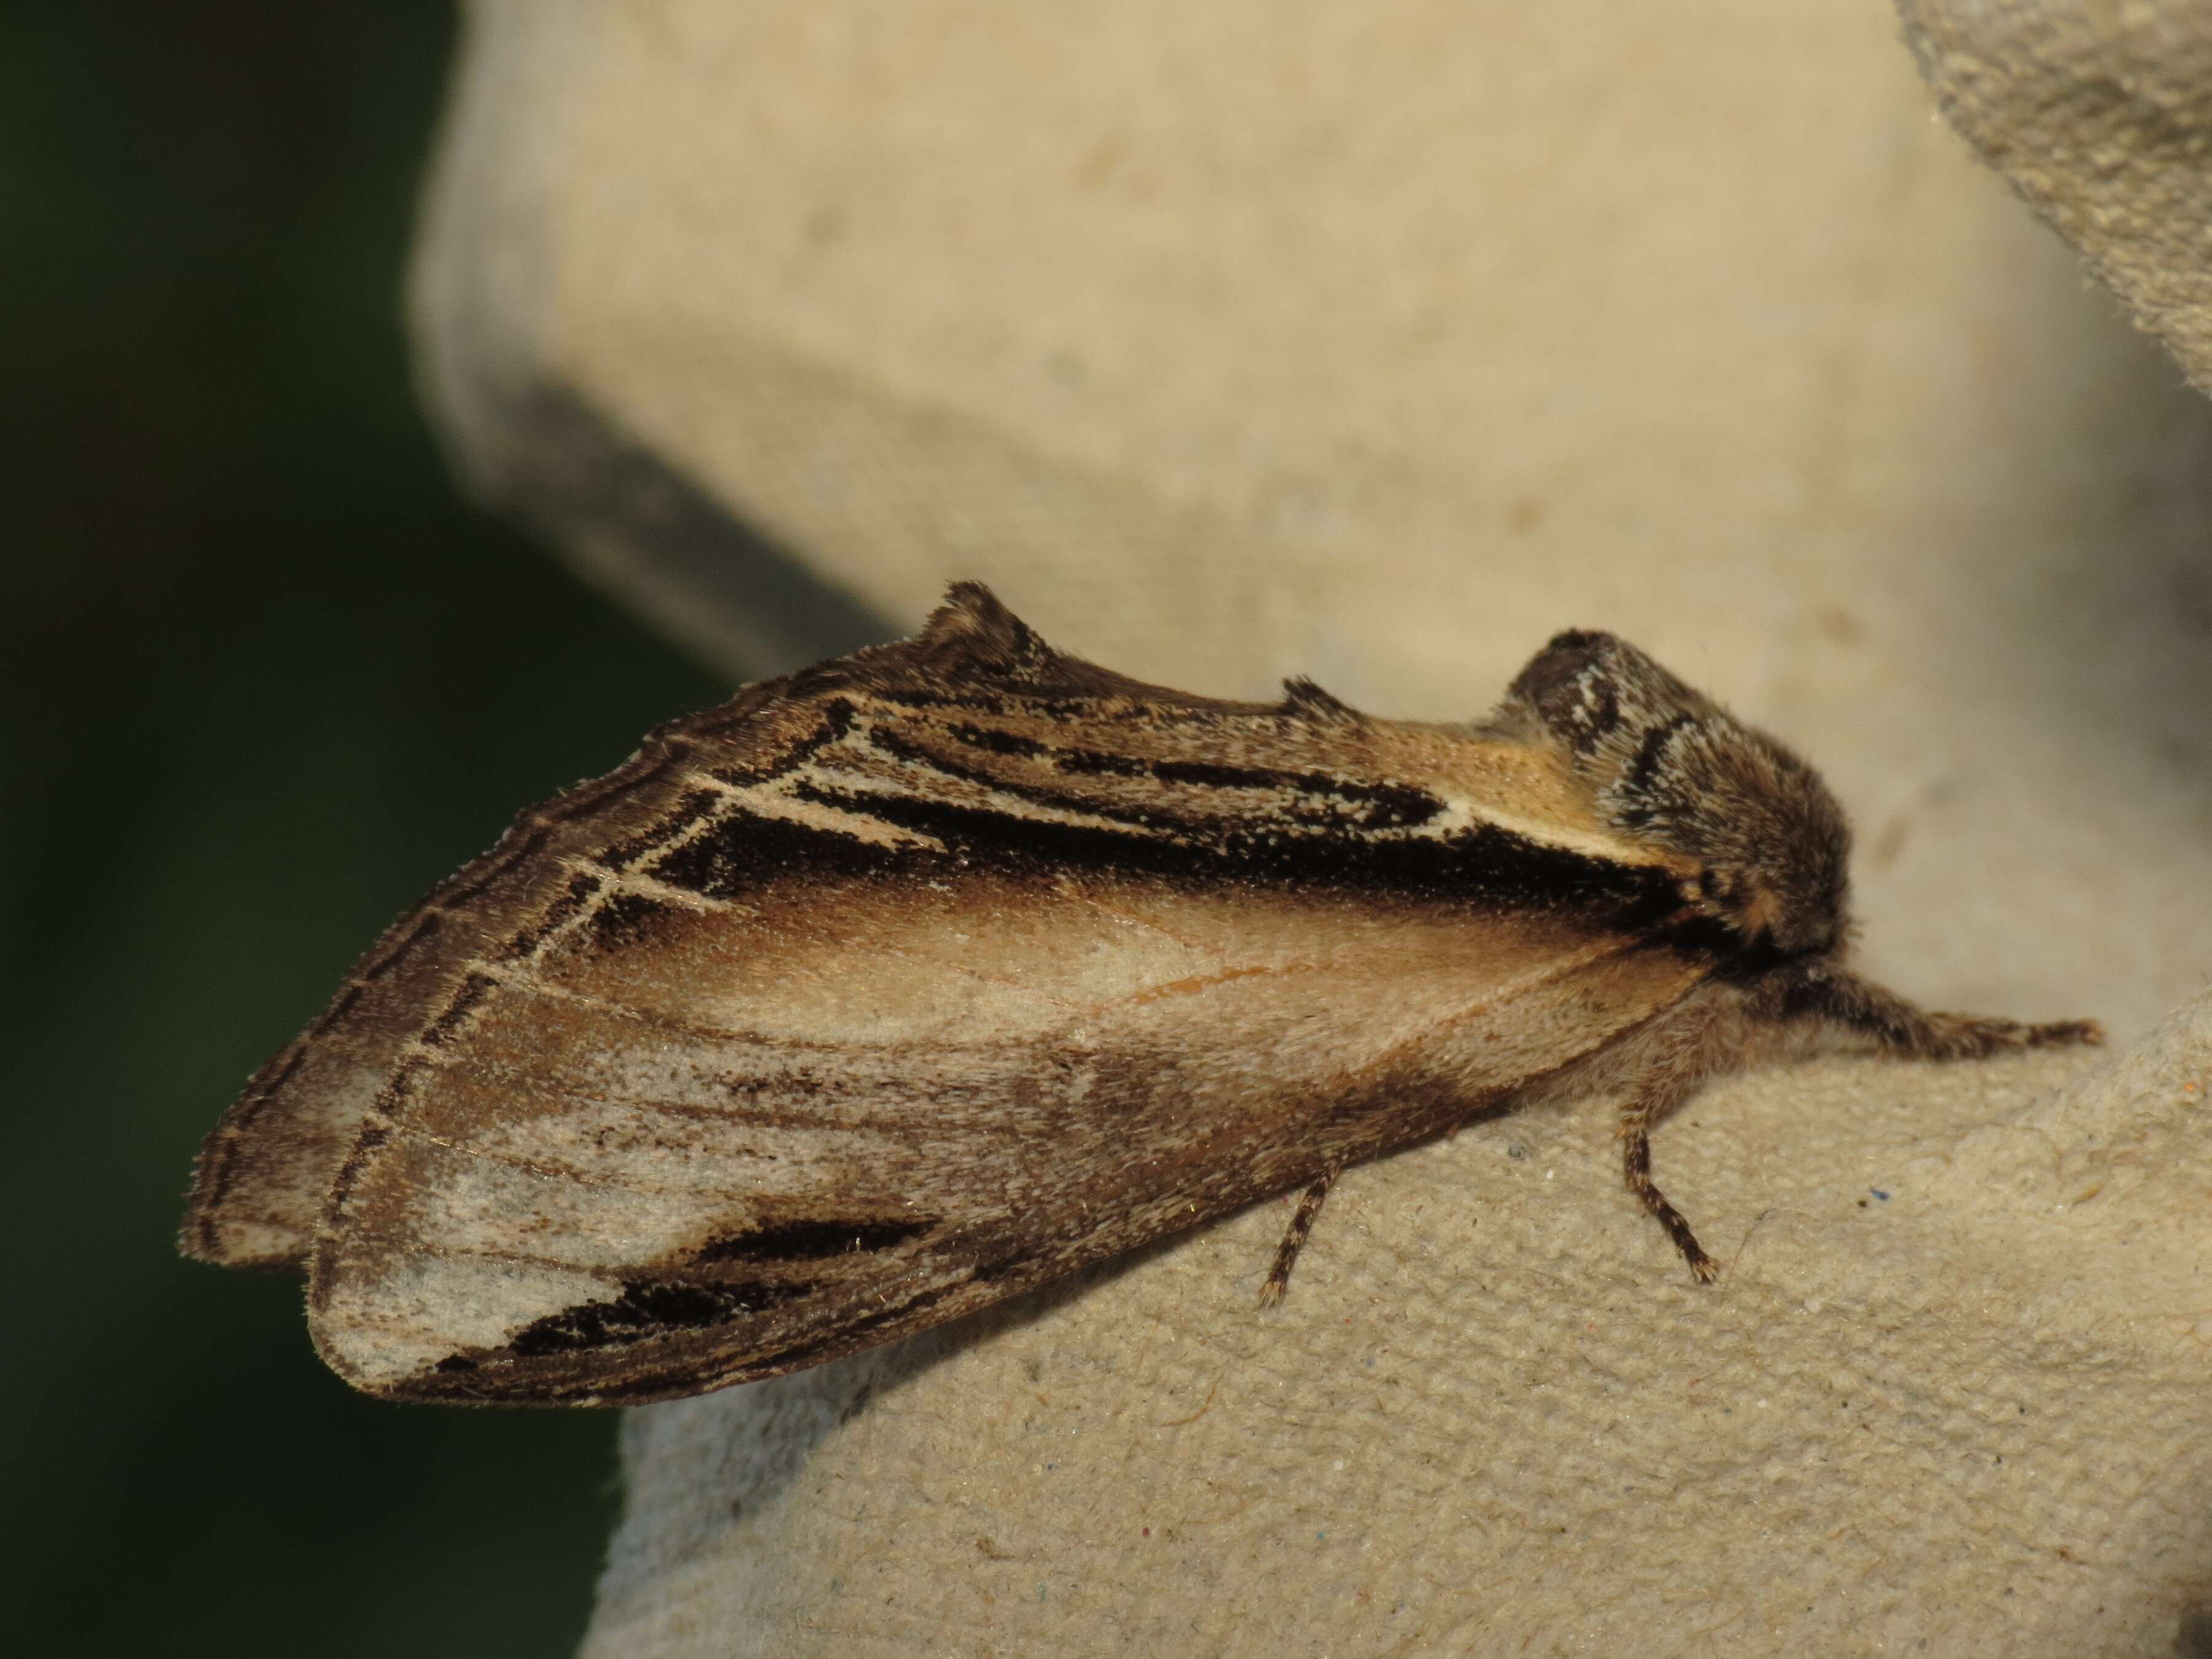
[181,583,2100,1406]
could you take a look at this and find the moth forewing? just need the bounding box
[185,582,2101,1405]
[306,874,1708,1403]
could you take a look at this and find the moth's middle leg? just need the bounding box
[1258,1167,1338,1307]
[1615,998,1727,1284]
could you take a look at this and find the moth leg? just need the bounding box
[1792,968,2104,1060]
[1258,1168,1338,1308]
[1618,1002,1724,1284]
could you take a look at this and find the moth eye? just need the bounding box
[1698,869,1722,898]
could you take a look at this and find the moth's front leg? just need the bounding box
[1786,966,2104,1059]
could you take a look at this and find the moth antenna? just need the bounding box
[1281,677,1360,725]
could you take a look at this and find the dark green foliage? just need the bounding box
[0,6,725,1653]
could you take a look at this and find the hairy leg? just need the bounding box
[1258,1168,1338,1307]
[1615,998,1728,1284]
[1607,965,2097,1284]
[1783,966,2103,1059]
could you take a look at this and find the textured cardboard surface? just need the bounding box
[405,2,2212,1651]
[414,0,2212,1043]
[584,1008,2212,1657]
[1900,0,2212,398]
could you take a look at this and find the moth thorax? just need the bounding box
[1615,716,1851,957]
[1499,629,1849,957]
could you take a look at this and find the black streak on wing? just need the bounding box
[696,1217,936,1263]
[1032,745,1441,831]
[944,721,1046,758]
[420,1281,970,1403]
[587,888,678,944]
[625,689,1666,913]
[858,722,1186,835]
[880,717,1444,832]
[597,787,724,871]
[788,781,1681,916]
[417,973,498,1048]
[646,805,917,900]
[935,717,1434,825]
[503,1277,822,1359]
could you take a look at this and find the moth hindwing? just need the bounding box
[181,584,2100,1404]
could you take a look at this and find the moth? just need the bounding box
[182,583,2100,1405]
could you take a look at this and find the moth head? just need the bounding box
[1497,630,1852,957]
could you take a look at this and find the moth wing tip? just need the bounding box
[176,1204,312,1273]
[314,1339,514,1407]
[174,1204,224,1266]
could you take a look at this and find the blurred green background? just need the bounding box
[4,7,725,1653]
